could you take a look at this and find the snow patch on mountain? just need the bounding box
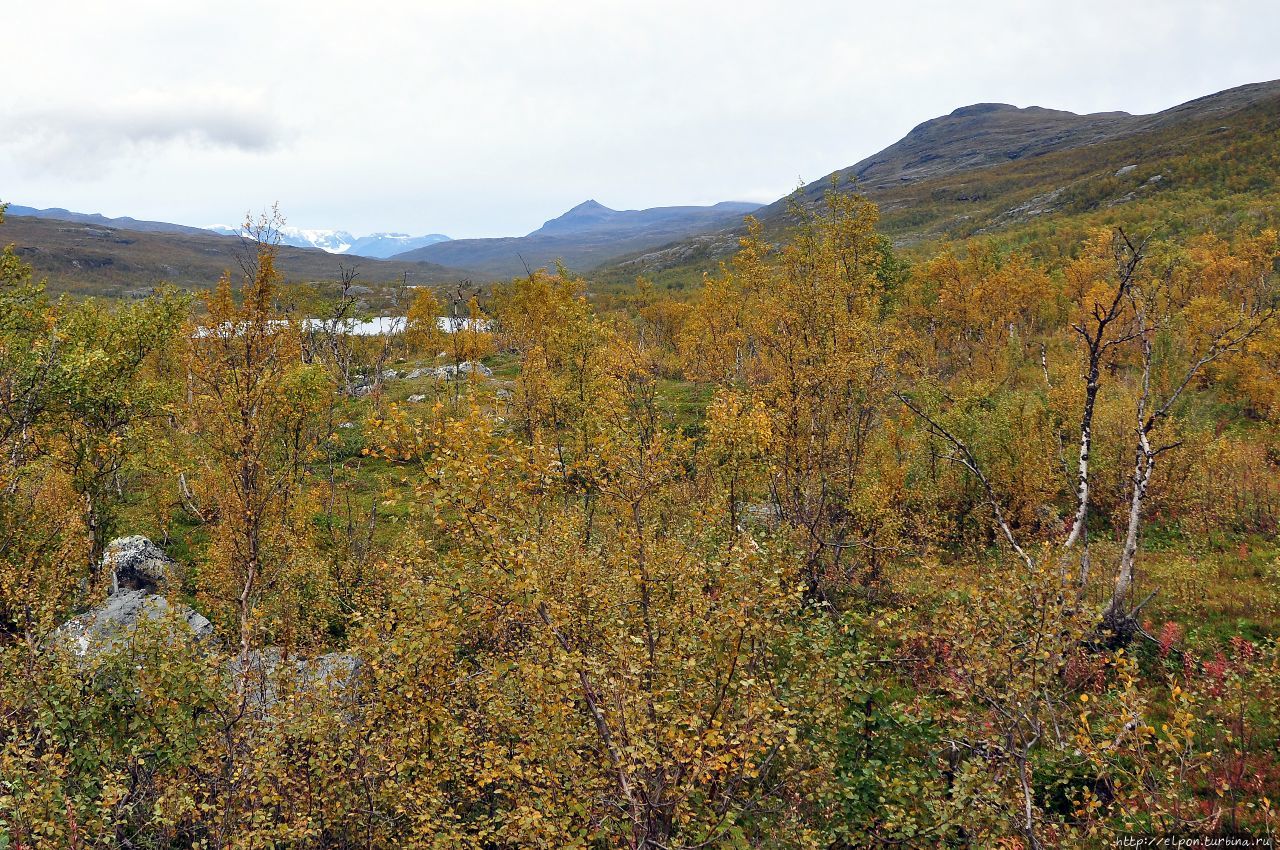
[205,224,355,253]
[347,232,451,259]
[205,225,450,258]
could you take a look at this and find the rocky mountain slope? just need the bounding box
[602,79,1280,284]
[763,79,1280,221]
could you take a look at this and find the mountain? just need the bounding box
[206,224,357,254]
[205,225,451,259]
[9,209,450,260]
[346,232,450,259]
[12,79,1278,296]
[601,79,1280,284]
[763,79,1280,221]
[530,200,760,238]
[5,205,214,236]
[6,209,453,260]
[391,200,760,278]
[821,103,1136,191]
[0,215,469,297]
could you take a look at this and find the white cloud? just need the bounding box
[0,0,1276,237]
[1,88,283,177]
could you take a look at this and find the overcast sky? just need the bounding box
[2,1,1277,239]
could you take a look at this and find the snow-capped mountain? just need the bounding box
[346,232,451,259]
[282,227,357,253]
[205,226,450,258]
[206,225,356,254]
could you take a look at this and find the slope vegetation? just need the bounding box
[2,215,467,297]
[603,79,1280,288]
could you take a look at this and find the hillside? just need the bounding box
[392,200,760,278]
[1,215,469,297]
[10,80,1278,296]
[206,224,452,258]
[602,79,1280,287]
[6,205,215,236]
[6,141,1280,847]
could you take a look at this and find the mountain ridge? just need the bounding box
[391,199,761,277]
[204,224,452,259]
[0,215,469,297]
[8,78,1280,294]
[598,78,1280,284]
[5,205,215,236]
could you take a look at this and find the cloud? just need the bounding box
[0,87,283,177]
[2,1,1277,233]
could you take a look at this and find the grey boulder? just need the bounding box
[433,361,492,380]
[230,647,364,710]
[55,589,216,658]
[53,536,216,658]
[105,535,176,593]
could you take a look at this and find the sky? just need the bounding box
[2,1,1277,239]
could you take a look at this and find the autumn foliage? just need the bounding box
[1,198,1280,848]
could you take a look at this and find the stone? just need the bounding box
[433,361,492,380]
[742,501,783,528]
[50,536,215,658]
[104,535,175,593]
[407,394,427,403]
[229,648,364,710]
[54,589,217,658]
[1115,164,1137,177]
[49,535,365,714]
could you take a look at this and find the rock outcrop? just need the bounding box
[229,648,364,710]
[433,361,492,380]
[52,536,364,708]
[55,537,214,657]
[104,535,177,593]
[56,590,216,657]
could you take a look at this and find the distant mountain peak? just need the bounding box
[395,198,762,276]
[530,199,762,240]
[202,225,450,258]
[534,200,621,235]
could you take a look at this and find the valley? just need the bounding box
[3,63,1280,849]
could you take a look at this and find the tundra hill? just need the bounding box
[600,79,1280,290]
[6,205,215,236]
[391,200,760,279]
[1,215,469,298]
